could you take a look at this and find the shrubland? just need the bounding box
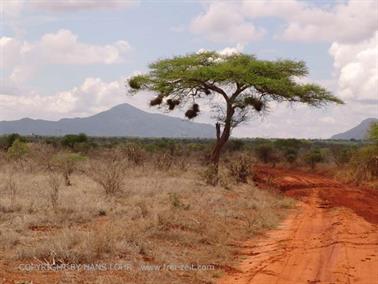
[0,129,376,283]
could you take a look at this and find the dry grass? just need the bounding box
[0,148,294,283]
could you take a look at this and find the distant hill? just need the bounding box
[0,103,214,138]
[331,118,378,140]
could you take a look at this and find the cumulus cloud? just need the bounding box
[0,29,130,85]
[192,0,377,44]
[242,0,377,43]
[0,77,133,121]
[329,32,378,102]
[190,2,265,44]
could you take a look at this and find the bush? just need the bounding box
[61,134,88,149]
[7,139,29,161]
[202,164,219,186]
[331,146,353,167]
[47,172,62,211]
[304,149,324,169]
[348,145,378,183]
[123,142,146,166]
[227,155,251,183]
[368,122,378,144]
[0,134,25,151]
[154,152,174,171]
[283,148,298,165]
[52,153,86,186]
[87,157,127,195]
[255,144,280,166]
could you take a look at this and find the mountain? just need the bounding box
[331,118,378,140]
[0,103,215,138]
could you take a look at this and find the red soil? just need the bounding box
[219,166,378,284]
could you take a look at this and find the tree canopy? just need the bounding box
[129,52,342,122]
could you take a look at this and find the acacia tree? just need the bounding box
[128,52,342,169]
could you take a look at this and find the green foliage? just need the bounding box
[7,139,29,160]
[128,52,342,121]
[225,139,245,152]
[255,144,279,165]
[284,148,298,165]
[304,149,324,169]
[0,134,25,150]
[368,122,378,144]
[331,146,353,166]
[273,138,306,150]
[347,145,378,183]
[61,133,88,149]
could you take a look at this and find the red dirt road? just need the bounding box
[219,166,378,284]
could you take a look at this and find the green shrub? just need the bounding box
[255,144,280,166]
[284,148,298,165]
[348,145,378,183]
[0,134,25,150]
[61,133,88,149]
[304,149,324,169]
[7,139,29,160]
[368,122,378,144]
[331,146,353,166]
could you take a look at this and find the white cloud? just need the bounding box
[29,0,138,12]
[0,0,137,14]
[191,0,377,44]
[0,0,23,18]
[37,29,130,65]
[329,32,378,102]
[0,77,130,120]
[0,29,130,84]
[242,0,378,43]
[190,2,265,44]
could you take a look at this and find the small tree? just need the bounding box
[128,52,342,174]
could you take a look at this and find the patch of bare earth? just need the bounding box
[219,166,378,284]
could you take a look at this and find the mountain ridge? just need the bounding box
[0,103,215,138]
[331,118,378,140]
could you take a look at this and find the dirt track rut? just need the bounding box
[219,167,378,284]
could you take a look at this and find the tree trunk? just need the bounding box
[210,105,234,170]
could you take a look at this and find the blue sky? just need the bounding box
[1,0,377,138]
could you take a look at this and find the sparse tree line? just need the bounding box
[1,123,377,195]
